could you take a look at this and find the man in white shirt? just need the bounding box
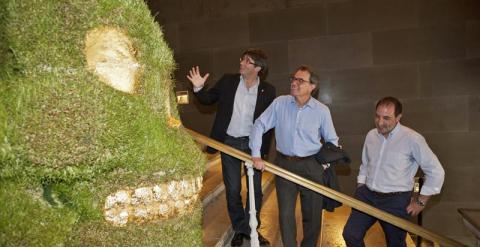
[342,96,445,247]
[187,49,276,246]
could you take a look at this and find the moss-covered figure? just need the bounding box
[0,0,205,246]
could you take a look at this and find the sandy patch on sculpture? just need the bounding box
[84,27,140,94]
[104,177,203,226]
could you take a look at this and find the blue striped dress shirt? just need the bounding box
[249,95,339,158]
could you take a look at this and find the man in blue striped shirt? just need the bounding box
[250,65,339,247]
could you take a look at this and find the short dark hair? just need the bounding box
[242,48,268,78]
[376,96,403,117]
[294,65,319,95]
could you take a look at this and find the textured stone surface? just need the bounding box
[322,65,418,102]
[467,21,480,58]
[418,0,480,27]
[174,50,213,91]
[288,33,372,70]
[266,72,291,96]
[146,0,480,242]
[328,100,375,136]
[469,96,480,131]
[211,47,245,78]
[372,24,466,64]
[178,15,249,51]
[179,103,216,136]
[433,168,480,202]
[161,23,180,52]
[327,0,416,34]
[419,58,480,97]
[149,0,286,24]
[104,177,203,226]
[401,97,468,133]
[337,134,366,170]
[424,132,480,169]
[249,4,327,43]
[423,201,480,246]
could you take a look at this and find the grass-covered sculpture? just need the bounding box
[0,0,205,246]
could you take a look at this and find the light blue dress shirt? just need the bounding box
[358,123,445,195]
[249,95,339,158]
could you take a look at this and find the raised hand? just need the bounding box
[186,66,209,88]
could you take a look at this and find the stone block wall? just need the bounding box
[147,0,480,245]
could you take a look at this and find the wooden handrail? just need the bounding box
[185,128,465,247]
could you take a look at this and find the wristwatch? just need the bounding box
[415,198,426,207]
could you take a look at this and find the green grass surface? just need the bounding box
[0,0,205,245]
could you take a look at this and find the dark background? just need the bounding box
[147,0,480,245]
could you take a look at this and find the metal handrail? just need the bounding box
[185,128,465,247]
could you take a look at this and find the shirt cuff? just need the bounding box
[251,150,261,158]
[357,175,366,184]
[193,86,203,93]
[419,186,441,196]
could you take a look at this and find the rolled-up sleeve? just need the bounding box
[357,138,369,184]
[320,107,339,146]
[412,135,445,195]
[249,99,278,157]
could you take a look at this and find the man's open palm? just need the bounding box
[187,66,209,88]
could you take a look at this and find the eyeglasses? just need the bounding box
[289,76,310,84]
[240,57,257,66]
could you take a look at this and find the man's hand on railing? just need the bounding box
[252,157,265,171]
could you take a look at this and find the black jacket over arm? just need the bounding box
[194,73,276,156]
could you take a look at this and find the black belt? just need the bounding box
[278,152,313,161]
[226,135,249,140]
[366,186,410,197]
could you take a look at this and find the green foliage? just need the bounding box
[1,0,204,183]
[0,182,78,247]
[67,207,203,247]
[0,0,205,245]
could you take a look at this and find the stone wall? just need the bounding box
[147,0,480,245]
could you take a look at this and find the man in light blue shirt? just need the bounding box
[250,66,339,247]
[343,96,445,247]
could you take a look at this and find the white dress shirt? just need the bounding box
[358,123,445,195]
[193,75,259,138]
[226,76,259,137]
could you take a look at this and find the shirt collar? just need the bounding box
[305,97,316,108]
[239,75,260,91]
[289,95,315,109]
[391,122,401,135]
[376,122,402,138]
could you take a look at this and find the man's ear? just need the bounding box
[396,113,402,123]
[254,66,261,73]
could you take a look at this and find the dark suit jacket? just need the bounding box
[315,142,351,212]
[194,73,276,156]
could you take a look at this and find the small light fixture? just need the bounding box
[176,91,189,104]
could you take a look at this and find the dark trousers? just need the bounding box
[343,185,412,247]
[222,135,263,235]
[275,155,324,247]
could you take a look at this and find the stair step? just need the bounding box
[200,153,417,247]
[320,206,416,247]
[255,190,418,247]
[201,155,276,247]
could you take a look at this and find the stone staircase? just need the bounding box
[201,153,417,247]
